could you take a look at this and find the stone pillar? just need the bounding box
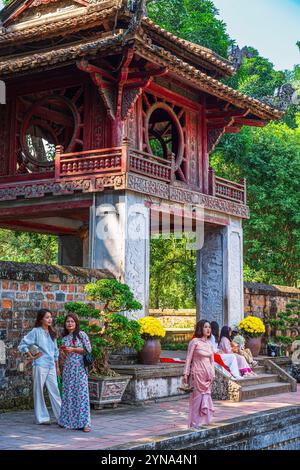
[224,217,244,328]
[58,235,83,267]
[196,217,244,328]
[90,190,150,319]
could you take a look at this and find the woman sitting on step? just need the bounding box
[209,321,243,380]
[231,328,258,369]
[218,326,256,377]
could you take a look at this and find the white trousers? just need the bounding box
[33,366,61,424]
[220,354,242,379]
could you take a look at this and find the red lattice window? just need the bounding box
[16,85,84,174]
[142,92,188,182]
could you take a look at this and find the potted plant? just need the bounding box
[266,300,300,357]
[137,316,166,365]
[238,316,266,357]
[58,279,144,408]
[266,339,281,357]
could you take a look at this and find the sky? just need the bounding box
[213,0,300,70]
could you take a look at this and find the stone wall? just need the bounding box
[244,282,300,320]
[0,261,112,410]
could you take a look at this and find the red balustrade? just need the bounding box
[55,146,123,178]
[208,166,246,204]
[128,149,172,183]
[0,147,246,206]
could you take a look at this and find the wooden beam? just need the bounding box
[225,127,242,133]
[206,109,249,119]
[0,200,92,219]
[0,220,77,235]
[233,118,266,127]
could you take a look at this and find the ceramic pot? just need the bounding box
[138,338,161,365]
[245,336,262,357]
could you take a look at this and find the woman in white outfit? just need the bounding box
[209,321,243,380]
[18,309,61,424]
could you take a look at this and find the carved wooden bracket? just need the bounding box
[77,53,168,121]
[206,108,262,152]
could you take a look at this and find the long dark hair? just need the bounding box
[211,321,220,341]
[35,309,57,341]
[62,313,81,344]
[219,326,231,344]
[194,319,211,338]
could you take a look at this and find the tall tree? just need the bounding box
[211,120,300,286]
[147,0,233,57]
[0,229,58,265]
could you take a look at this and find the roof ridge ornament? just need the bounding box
[124,0,147,36]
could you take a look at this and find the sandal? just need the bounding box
[83,426,91,432]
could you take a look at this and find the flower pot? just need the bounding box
[88,375,132,409]
[245,336,262,357]
[138,338,161,365]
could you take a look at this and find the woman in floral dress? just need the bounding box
[58,313,92,432]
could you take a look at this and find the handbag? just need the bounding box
[57,375,62,397]
[83,352,93,368]
[79,333,94,368]
[177,382,194,393]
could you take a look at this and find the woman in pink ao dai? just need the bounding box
[182,320,215,428]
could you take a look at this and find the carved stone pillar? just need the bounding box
[196,217,244,328]
[90,190,150,319]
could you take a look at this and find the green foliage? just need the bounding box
[84,278,143,313]
[227,48,286,99]
[150,235,196,309]
[147,0,233,57]
[0,229,57,264]
[266,299,300,346]
[211,120,300,286]
[58,279,144,376]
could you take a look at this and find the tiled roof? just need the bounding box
[143,18,235,78]
[0,4,119,46]
[135,39,283,121]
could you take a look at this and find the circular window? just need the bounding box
[145,102,184,171]
[20,95,79,168]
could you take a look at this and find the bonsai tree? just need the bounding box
[266,299,300,349]
[58,279,144,376]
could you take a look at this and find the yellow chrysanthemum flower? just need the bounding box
[238,315,265,337]
[138,316,166,338]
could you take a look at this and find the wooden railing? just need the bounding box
[55,144,173,183]
[0,146,246,206]
[209,167,246,204]
[128,148,173,183]
[55,145,123,178]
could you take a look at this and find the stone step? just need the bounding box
[241,382,291,400]
[237,373,279,387]
[253,366,265,374]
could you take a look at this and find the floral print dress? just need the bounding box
[58,331,92,429]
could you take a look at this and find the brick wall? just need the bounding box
[0,261,112,411]
[244,282,300,320]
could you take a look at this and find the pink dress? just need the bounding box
[218,337,252,376]
[184,338,215,428]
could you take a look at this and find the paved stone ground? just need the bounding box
[0,385,299,450]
